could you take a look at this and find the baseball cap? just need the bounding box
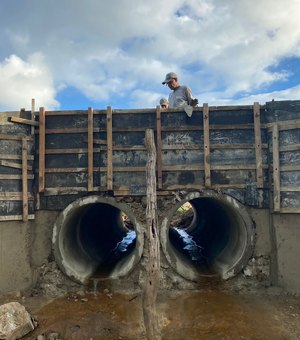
[162,72,178,84]
[160,98,168,106]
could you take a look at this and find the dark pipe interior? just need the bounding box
[78,203,136,277]
[169,197,231,274]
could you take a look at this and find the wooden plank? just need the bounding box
[106,106,113,191]
[253,102,264,188]
[0,134,32,141]
[208,104,266,111]
[0,174,34,180]
[41,124,257,135]
[266,119,300,130]
[280,165,300,171]
[211,164,268,170]
[0,154,34,161]
[162,183,247,190]
[37,110,105,116]
[0,215,35,221]
[156,106,163,189]
[44,187,90,195]
[0,192,33,200]
[92,138,107,145]
[39,107,46,192]
[10,116,39,127]
[212,143,268,149]
[0,160,32,171]
[279,144,300,152]
[280,187,300,192]
[22,138,28,221]
[42,143,269,153]
[203,103,211,187]
[45,148,90,154]
[87,107,94,191]
[31,98,36,135]
[44,166,145,173]
[161,124,255,132]
[272,123,280,212]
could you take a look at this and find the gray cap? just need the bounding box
[160,98,168,105]
[162,72,178,84]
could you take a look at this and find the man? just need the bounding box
[160,98,169,109]
[162,72,198,109]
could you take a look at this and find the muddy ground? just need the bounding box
[1,282,300,340]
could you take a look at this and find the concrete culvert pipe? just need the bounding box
[52,195,143,284]
[161,191,255,281]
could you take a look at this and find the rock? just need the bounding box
[37,335,46,340]
[0,301,35,339]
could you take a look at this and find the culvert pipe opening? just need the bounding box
[162,194,255,281]
[52,196,143,284]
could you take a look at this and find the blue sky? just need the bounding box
[1,0,300,111]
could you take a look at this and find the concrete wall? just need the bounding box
[273,214,300,293]
[0,221,33,293]
[1,199,299,294]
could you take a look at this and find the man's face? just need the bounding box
[167,78,178,90]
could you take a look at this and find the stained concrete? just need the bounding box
[0,221,33,293]
[273,214,300,293]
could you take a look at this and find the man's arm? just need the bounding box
[185,86,198,107]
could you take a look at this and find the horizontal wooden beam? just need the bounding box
[0,134,33,141]
[10,116,39,126]
[0,154,34,161]
[0,160,32,171]
[0,215,35,221]
[0,174,34,180]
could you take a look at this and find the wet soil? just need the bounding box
[1,287,300,340]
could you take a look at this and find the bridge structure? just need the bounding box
[0,100,299,293]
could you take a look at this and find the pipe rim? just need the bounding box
[52,195,144,284]
[161,191,255,281]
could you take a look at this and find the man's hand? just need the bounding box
[191,98,198,107]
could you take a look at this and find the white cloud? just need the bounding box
[0,53,58,110]
[0,0,300,109]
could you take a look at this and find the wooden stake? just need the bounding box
[39,107,46,192]
[253,102,263,188]
[143,128,161,340]
[106,106,113,191]
[272,123,280,212]
[203,103,211,187]
[22,138,28,221]
[156,106,163,189]
[87,107,94,191]
[31,98,35,135]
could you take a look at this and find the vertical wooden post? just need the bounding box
[22,137,28,221]
[156,106,163,189]
[203,103,211,187]
[272,123,280,212]
[38,107,45,193]
[31,98,35,135]
[106,106,113,191]
[143,129,161,340]
[87,107,94,191]
[253,102,263,188]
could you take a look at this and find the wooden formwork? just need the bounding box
[1,99,300,218]
[35,103,267,196]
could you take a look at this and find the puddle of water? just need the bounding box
[22,290,300,340]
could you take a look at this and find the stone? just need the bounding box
[0,301,35,339]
